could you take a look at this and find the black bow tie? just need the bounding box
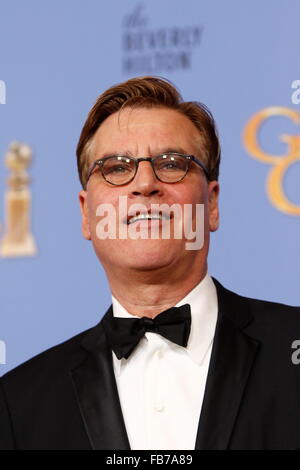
[102,304,191,360]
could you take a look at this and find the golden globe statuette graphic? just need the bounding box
[0,142,37,257]
[243,107,300,216]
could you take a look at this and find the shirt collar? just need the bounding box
[111,272,218,376]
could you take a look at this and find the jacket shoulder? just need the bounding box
[212,277,300,337]
[0,324,95,387]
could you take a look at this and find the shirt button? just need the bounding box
[156,349,164,359]
[154,402,165,412]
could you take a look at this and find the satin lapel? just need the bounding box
[70,306,130,450]
[195,279,260,450]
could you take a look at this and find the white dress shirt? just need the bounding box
[111,272,218,450]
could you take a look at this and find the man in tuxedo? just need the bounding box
[0,76,299,450]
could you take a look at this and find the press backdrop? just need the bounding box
[0,0,299,373]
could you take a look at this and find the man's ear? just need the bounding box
[78,190,91,240]
[208,181,220,232]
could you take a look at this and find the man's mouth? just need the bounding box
[126,210,172,225]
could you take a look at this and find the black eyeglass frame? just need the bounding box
[85,153,210,187]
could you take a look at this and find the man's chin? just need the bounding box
[93,237,190,269]
[125,258,175,272]
[131,241,194,271]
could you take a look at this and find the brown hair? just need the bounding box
[76,76,221,188]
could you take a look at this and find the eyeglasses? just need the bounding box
[85,152,209,187]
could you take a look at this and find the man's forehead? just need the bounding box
[93,107,203,155]
[97,107,200,133]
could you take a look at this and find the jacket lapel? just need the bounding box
[70,306,130,450]
[195,278,260,449]
[70,278,260,450]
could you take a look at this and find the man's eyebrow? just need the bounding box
[152,147,191,156]
[97,150,134,159]
[97,148,192,158]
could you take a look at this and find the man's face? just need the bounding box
[79,107,219,278]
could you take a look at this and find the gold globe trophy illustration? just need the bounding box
[0,142,37,257]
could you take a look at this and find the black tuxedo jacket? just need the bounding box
[0,278,300,450]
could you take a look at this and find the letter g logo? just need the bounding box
[243,107,300,216]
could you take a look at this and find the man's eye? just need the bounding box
[158,161,182,171]
[163,163,177,170]
[106,165,131,174]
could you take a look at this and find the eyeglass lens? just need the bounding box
[101,154,188,185]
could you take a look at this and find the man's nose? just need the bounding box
[129,160,162,197]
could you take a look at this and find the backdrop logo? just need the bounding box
[0,80,6,104]
[243,107,300,216]
[122,3,203,75]
[0,142,37,258]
